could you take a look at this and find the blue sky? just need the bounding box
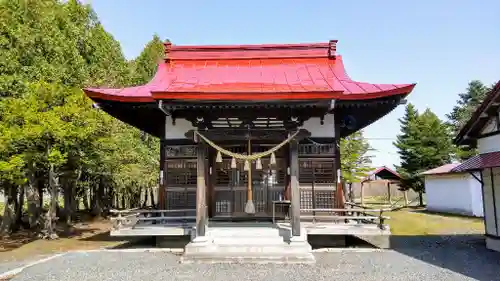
[90,0,500,168]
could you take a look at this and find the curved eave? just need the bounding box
[337,94,407,137]
[89,93,408,139]
[84,83,415,103]
[84,87,154,103]
[93,99,164,137]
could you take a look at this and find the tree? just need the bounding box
[394,104,454,205]
[340,131,373,201]
[0,0,158,235]
[447,80,491,160]
[129,35,165,86]
[340,131,373,183]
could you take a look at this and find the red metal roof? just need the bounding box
[84,41,416,102]
[421,163,461,175]
[362,166,401,181]
[451,151,500,172]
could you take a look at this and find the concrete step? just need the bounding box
[184,239,312,255]
[180,252,316,264]
[212,237,285,245]
[207,227,283,238]
[184,225,314,264]
[210,244,312,254]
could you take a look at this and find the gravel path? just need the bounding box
[5,235,500,281]
[0,260,33,276]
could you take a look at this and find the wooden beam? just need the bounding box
[158,116,168,210]
[185,128,311,142]
[196,141,207,237]
[289,139,301,237]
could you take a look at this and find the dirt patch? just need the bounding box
[0,217,129,263]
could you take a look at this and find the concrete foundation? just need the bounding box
[155,235,190,249]
[356,234,390,249]
[486,236,500,252]
[181,225,315,264]
[308,235,346,248]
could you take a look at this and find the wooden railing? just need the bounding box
[298,204,391,230]
[110,208,197,230]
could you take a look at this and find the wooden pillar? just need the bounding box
[360,182,364,205]
[403,190,408,206]
[387,181,392,204]
[196,141,207,237]
[207,149,214,218]
[289,139,301,237]
[334,117,344,209]
[158,116,168,210]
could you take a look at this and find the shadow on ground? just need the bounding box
[390,234,500,281]
[0,225,103,253]
[82,232,191,250]
[308,235,376,249]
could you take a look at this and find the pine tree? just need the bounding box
[447,80,491,160]
[447,80,490,134]
[394,105,454,205]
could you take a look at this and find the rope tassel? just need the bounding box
[216,151,222,163]
[270,152,276,166]
[194,130,300,161]
[231,157,237,169]
[256,158,262,170]
[243,160,250,171]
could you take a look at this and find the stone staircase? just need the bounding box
[181,224,315,264]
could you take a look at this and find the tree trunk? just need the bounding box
[418,191,424,206]
[63,176,71,225]
[37,178,44,209]
[26,167,41,229]
[70,169,80,217]
[15,185,25,229]
[91,177,104,217]
[82,186,90,211]
[150,187,156,208]
[46,162,59,239]
[1,185,17,235]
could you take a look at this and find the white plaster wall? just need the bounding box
[424,173,483,217]
[164,115,195,139]
[299,114,335,138]
[470,172,484,217]
[482,167,500,238]
[164,114,336,139]
[477,134,500,154]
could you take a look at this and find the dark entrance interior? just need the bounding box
[210,144,288,221]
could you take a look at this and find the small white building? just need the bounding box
[454,80,500,252]
[422,163,483,217]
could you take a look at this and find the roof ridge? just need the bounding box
[164,40,337,60]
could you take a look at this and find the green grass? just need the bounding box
[386,208,484,236]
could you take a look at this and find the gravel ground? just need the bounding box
[0,260,32,275]
[6,235,500,281]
